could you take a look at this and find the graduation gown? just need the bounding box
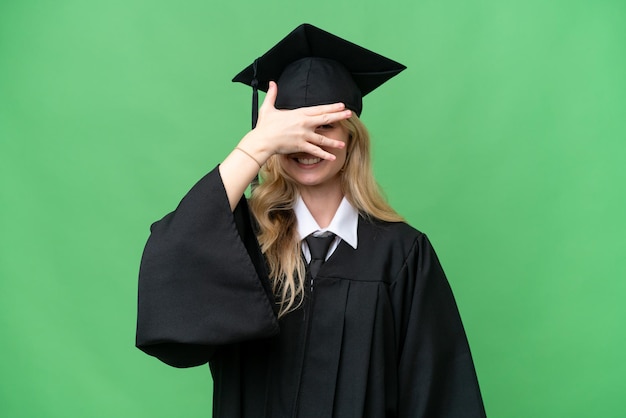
[136,167,486,418]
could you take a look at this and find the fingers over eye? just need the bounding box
[315,134,345,149]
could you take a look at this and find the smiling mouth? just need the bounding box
[296,157,321,165]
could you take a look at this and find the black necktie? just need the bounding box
[305,234,336,279]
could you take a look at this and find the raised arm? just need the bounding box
[219,81,352,210]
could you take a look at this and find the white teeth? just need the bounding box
[297,157,321,165]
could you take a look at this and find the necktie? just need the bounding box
[305,234,336,279]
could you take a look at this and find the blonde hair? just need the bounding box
[249,115,403,317]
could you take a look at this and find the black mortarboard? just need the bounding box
[233,23,406,127]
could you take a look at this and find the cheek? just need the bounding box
[335,149,348,170]
[339,136,351,162]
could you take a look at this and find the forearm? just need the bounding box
[219,131,274,211]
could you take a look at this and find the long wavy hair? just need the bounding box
[249,115,403,317]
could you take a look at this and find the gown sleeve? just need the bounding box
[135,167,279,368]
[392,233,486,417]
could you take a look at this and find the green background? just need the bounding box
[1,0,625,416]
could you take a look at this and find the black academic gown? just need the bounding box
[136,167,486,418]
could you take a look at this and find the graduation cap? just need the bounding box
[233,23,406,128]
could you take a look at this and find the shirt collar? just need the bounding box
[294,195,358,249]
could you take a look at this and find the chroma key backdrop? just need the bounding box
[1,1,625,417]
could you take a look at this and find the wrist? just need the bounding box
[234,147,262,169]
[238,132,274,165]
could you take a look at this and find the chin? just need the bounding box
[293,176,323,187]
[295,173,342,189]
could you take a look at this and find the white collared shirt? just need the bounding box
[294,195,359,262]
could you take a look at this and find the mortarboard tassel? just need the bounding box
[251,58,259,129]
[251,58,260,188]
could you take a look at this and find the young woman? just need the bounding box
[136,24,486,418]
